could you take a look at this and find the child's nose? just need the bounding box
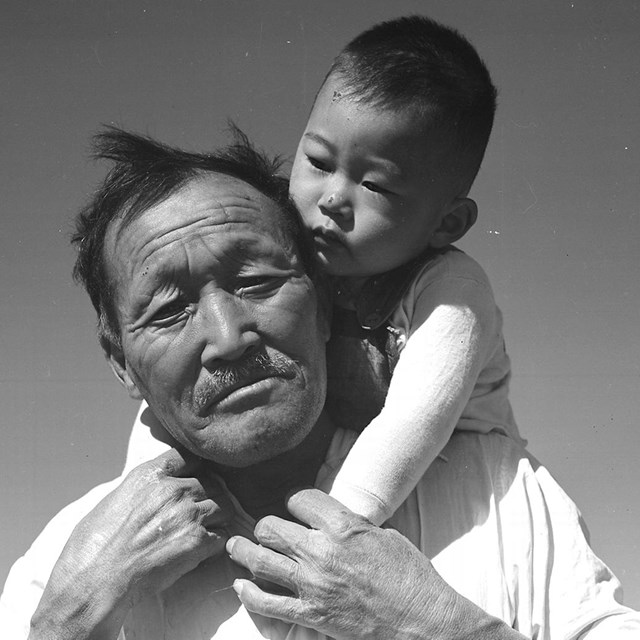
[319,190,352,220]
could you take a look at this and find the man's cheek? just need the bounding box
[136,329,186,365]
[275,282,318,320]
[124,331,164,365]
[128,343,180,399]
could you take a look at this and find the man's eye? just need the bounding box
[149,302,189,327]
[236,275,284,296]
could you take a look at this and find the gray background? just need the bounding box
[1,0,639,608]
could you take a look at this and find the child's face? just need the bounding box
[290,75,459,277]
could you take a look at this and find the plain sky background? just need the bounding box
[1,0,639,610]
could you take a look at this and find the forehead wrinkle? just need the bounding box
[122,220,259,316]
[115,179,264,247]
[132,211,261,272]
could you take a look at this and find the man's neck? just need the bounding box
[217,410,337,521]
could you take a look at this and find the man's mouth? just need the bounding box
[205,371,282,408]
[194,354,296,416]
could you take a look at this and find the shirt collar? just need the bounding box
[334,247,450,330]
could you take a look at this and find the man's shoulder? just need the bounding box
[1,477,123,599]
[37,478,123,541]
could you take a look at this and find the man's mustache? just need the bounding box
[193,351,296,412]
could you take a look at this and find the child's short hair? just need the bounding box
[326,15,498,190]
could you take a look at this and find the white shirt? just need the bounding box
[1,429,638,639]
[330,249,525,524]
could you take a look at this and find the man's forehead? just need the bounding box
[105,173,290,266]
[127,174,278,232]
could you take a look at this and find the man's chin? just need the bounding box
[155,385,325,466]
[189,440,303,469]
[172,418,310,468]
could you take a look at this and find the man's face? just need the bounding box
[105,173,329,467]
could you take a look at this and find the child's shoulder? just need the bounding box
[417,247,491,289]
[393,248,498,338]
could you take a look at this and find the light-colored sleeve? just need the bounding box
[578,614,640,638]
[0,480,123,639]
[502,456,639,639]
[329,262,499,525]
[388,432,640,639]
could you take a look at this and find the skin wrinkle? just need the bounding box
[125,229,295,297]
[121,217,248,277]
[121,231,297,334]
[108,174,330,470]
[108,174,294,313]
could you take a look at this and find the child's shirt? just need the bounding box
[325,246,525,524]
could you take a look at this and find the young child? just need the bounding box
[125,15,524,526]
[287,15,524,525]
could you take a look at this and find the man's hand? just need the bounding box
[29,448,233,640]
[227,488,524,640]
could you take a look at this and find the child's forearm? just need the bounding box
[330,298,491,525]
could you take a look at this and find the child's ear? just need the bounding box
[100,336,144,400]
[428,197,478,249]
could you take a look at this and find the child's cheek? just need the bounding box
[291,190,316,227]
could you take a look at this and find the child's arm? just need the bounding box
[329,269,500,525]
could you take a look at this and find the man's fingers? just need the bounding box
[227,536,298,591]
[286,487,366,533]
[233,578,302,625]
[198,498,234,528]
[201,528,229,559]
[148,451,235,513]
[194,469,234,516]
[150,447,203,478]
[253,515,310,558]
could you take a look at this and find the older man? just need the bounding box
[1,129,638,640]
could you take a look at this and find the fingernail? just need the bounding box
[232,579,243,596]
[226,537,236,556]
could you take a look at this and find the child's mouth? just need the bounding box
[313,226,344,249]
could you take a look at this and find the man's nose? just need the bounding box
[198,293,261,367]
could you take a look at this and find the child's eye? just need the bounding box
[362,181,394,196]
[307,155,331,173]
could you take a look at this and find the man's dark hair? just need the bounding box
[326,15,498,189]
[72,126,317,347]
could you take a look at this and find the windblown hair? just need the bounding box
[72,126,316,346]
[326,15,498,188]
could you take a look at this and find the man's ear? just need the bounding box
[428,197,478,249]
[100,336,143,400]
